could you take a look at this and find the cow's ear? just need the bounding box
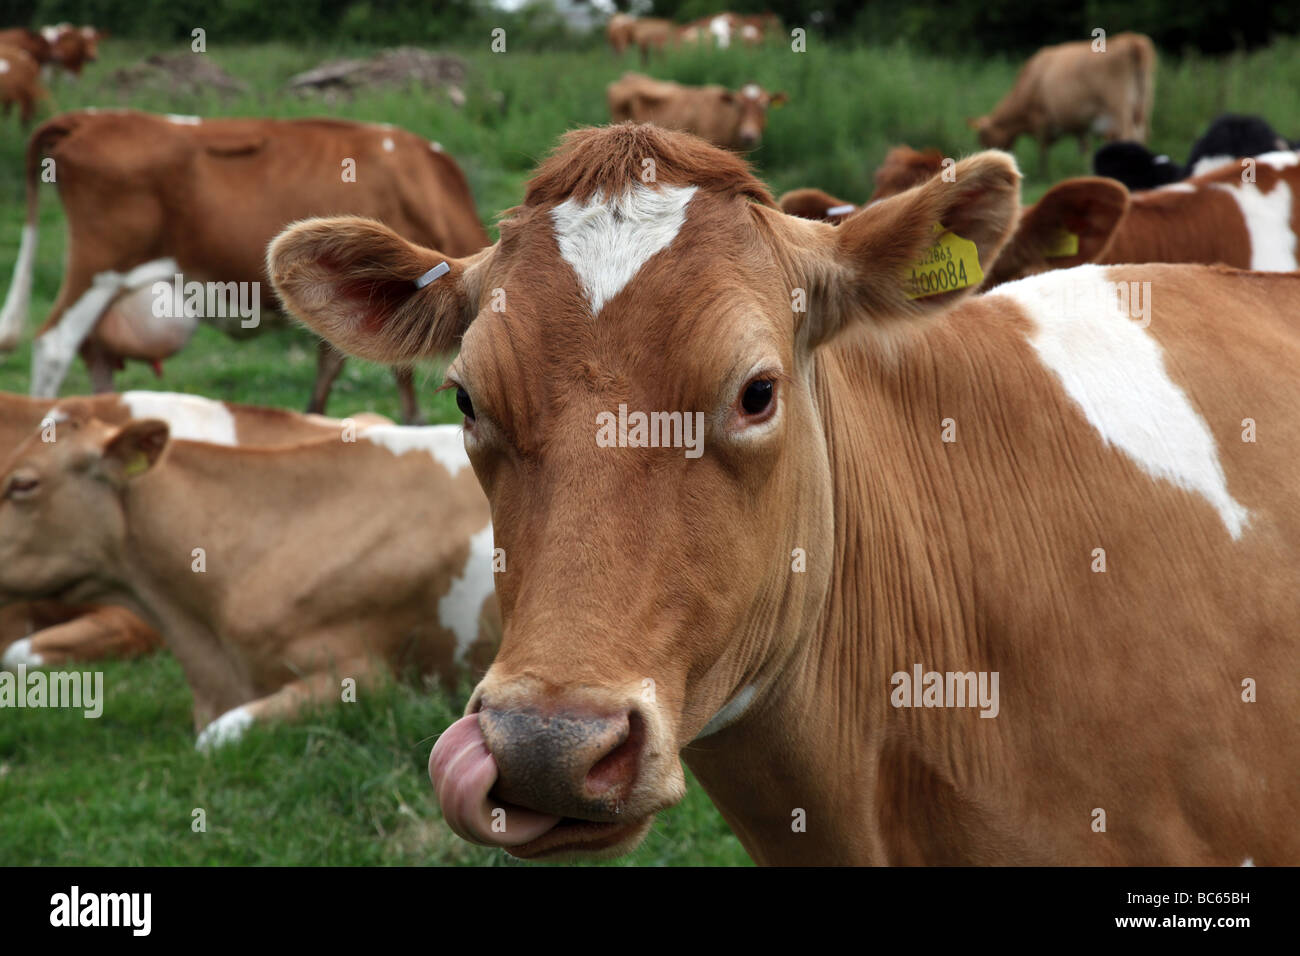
[267,216,491,364]
[770,92,789,108]
[102,420,169,481]
[984,177,1128,288]
[792,150,1020,348]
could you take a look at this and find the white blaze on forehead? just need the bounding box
[0,59,10,74]
[430,141,443,152]
[741,83,761,100]
[998,265,1250,540]
[166,114,201,125]
[1211,180,1297,270]
[364,424,470,477]
[439,523,496,662]
[123,391,238,445]
[551,184,697,316]
[382,136,395,152]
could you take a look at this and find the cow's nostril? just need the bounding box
[586,710,643,799]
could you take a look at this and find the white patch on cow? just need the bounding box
[0,224,38,351]
[364,424,470,478]
[742,24,759,41]
[30,257,181,398]
[382,136,395,152]
[999,265,1250,540]
[2,638,43,670]
[1211,180,1297,270]
[123,391,238,445]
[439,523,496,662]
[694,685,757,740]
[430,141,443,152]
[166,114,201,125]
[741,83,761,101]
[1157,183,1196,193]
[0,59,10,74]
[1190,154,1233,178]
[195,705,254,751]
[1257,150,1299,170]
[710,15,732,48]
[40,26,59,43]
[551,184,697,316]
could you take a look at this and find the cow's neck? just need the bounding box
[687,321,1012,864]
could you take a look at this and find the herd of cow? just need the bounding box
[1,15,1297,866]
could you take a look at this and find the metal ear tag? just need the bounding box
[414,262,450,289]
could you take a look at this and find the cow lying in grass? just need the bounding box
[271,124,1299,865]
[781,148,1299,287]
[0,390,389,669]
[0,403,495,750]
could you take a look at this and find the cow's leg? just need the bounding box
[4,608,160,668]
[81,339,117,393]
[31,267,123,397]
[195,660,378,751]
[1038,138,1051,177]
[393,365,423,424]
[308,339,345,414]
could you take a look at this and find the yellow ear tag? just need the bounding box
[122,452,150,478]
[903,223,984,299]
[1043,229,1080,258]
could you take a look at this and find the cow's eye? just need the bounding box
[4,473,39,499]
[455,386,475,421]
[740,378,775,417]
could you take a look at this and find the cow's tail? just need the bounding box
[0,114,74,351]
[1128,34,1157,143]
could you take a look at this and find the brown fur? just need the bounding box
[0,45,48,125]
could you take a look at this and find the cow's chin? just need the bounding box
[504,815,656,861]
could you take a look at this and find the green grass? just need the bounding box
[1,35,1297,866]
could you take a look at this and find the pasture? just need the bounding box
[0,33,1297,866]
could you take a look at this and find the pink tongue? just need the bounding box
[429,714,561,847]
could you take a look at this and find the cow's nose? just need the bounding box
[478,705,644,820]
[739,130,760,147]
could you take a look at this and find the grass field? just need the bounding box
[1,34,1297,866]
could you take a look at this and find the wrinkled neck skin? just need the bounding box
[683,326,985,865]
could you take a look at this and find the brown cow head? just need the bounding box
[968,115,1016,150]
[723,83,787,149]
[0,412,168,606]
[268,125,1019,861]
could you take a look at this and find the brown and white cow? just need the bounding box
[608,75,787,150]
[0,44,47,125]
[0,109,490,422]
[0,389,392,669]
[40,24,101,76]
[271,124,1300,865]
[970,32,1156,169]
[784,149,1299,288]
[0,406,497,748]
[0,28,52,64]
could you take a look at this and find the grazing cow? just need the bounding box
[970,32,1156,169]
[270,125,1300,864]
[0,28,52,64]
[41,24,101,76]
[0,389,392,669]
[608,76,787,150]
[1093,114,1295,191]
[0,407,497,748]
[626,18,678,62]
[0,44,46,124]
[0,110,490,422]
[737,13,781,47]
[606,13,637,55]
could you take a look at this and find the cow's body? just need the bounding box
[270,124,1299,865]
[0,45,46,125]
[0,390,391,669]
[0,28,51,63]
[0,110,489,422]
[782,149,1299,287]
[606,13,636,55]
[1092,114,1294,191]
[972,33,1156,167]
[608,76,786,150]
[0,409,498,747]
